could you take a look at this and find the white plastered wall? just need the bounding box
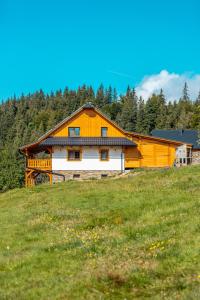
[52,146,124,171]
[176,144,187,159]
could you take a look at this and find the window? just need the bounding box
[68,150,81,161]
[100,149,109,161]
[101,127,107,137]
[73,174,80,179]
[68,127,80,137]
[101,174,108,178]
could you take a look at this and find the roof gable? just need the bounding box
[20,103,128,151]
[52,108,125,137]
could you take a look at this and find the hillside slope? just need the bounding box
[0,167,200,299]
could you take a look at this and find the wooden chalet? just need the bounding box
[20,103,191,187]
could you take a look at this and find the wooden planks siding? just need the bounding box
[125,138,176,168]
[52,109,125,138]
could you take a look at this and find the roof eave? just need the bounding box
[126,131,192,146]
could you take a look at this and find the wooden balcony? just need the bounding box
[27,159,52,170]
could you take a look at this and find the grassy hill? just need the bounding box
[0,167,200,299]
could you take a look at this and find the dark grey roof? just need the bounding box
[40,137,136,147]
[152,129,200,149]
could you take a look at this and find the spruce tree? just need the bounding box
[117,87,138,131]
[195,90,200,105]
[179,82,192,112]
[145,94,160,133]
[88,86,95,102]
[182,82,190,101]
[113,88,118,102]
[156,89,167,129]
[95,84,105,108]
[191,91,200,128]
[136,97,147,133]
[77,85,90,106]
[104,86,113,105]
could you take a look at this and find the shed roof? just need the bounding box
[152,130,200,149]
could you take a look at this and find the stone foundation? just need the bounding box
[52,170,122,183]
[192,151,200,165]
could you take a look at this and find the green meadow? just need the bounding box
[0,166,200,299]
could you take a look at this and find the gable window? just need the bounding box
[68,150,81,161]
[100,149,109,161]
[68,127,80,137]
[101,127,108,137]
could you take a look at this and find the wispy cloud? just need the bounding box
[136,70,200,101]
[107,70,134,79]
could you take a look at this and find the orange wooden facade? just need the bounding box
[52,109,125,137]
[52,108,179,168]
[125,136,176,168]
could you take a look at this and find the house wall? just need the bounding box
[176,145,187,159]
[192,150,200,165]
[52,146,124,171]
[125,136,177,168]
[175,145,188,166]
[52,109,125,138]
[51,108,178,169]
[52,170,121,182]
[52,140,177,171]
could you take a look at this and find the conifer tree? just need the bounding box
[95,84,105,108]
[191,91,200,128]
[113,88,118,102]
[182,82,190,101]
[88,86,95,102]
[77,85,90,106]
[165,101,177,128]
[179,82,192,113]
[195,90,200,105]
[117,87,137,131]
[156,89,167,129]
[136,97,147,133]
[177,109,193,129]
[0,148,24,191]
[104,86,113,105]
[145,94,160,133]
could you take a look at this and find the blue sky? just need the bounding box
[0,0,200,101]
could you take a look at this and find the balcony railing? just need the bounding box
[27,159,52,170]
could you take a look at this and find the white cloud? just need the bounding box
[136,70,200,101]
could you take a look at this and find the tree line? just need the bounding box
[0,83,200,191]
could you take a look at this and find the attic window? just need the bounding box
[68,127,80,137]
[101,127,108,137]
